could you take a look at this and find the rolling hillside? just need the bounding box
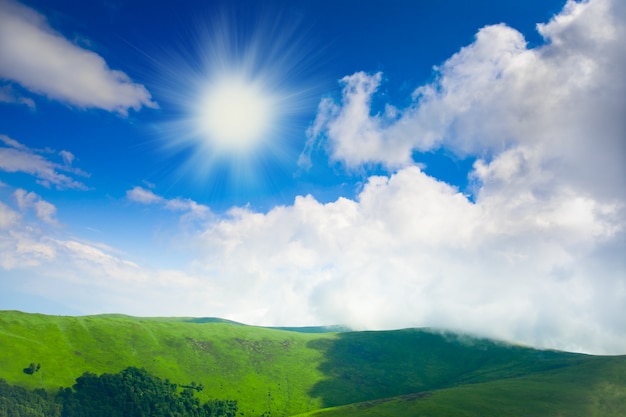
[1,310,624,416]
[294,355,626,417]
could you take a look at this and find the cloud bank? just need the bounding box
[0,0,157,114]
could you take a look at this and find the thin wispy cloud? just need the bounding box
[0,83,35,109]
[0,134,88,189]
[127,186,211,218]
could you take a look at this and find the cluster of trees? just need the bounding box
[22,364,40,376]
[0,379,60,417]
[0,367,237,417]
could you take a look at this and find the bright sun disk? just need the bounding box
[199,77,274,152]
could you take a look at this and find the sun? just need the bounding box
[197,75,275,153]
[155,5,320,193]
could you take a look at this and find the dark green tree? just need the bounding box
[55,367,237,417]
[22,363,40,375]
[0,378,61,417]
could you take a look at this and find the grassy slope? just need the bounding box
[305,329,590,408]
[1,311,624,417]
[295,355,626,417]
[0,311,331,416]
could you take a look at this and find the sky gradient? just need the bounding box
[1,0,625,354]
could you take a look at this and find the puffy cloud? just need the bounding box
[304,0,626,200]
[0,0,157,114]
[188,163,624,353]
[302,71,407,169]
[0,134,88,189]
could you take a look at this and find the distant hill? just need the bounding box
[1,310,624,416]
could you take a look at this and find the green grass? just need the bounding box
[305,328,592,407]
[1,310,624,417]
[0,311,331,416]
[294,356,626,417]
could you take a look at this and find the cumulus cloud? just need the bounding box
[188,164,624,353]
[0,0,157,114]
[304,0,626,199]
[0,134,88,189]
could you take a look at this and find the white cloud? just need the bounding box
[302,71,405,169]
[0,215,56,270]
[0,83,35,109]
[126,186,163,205]
[58,150,74,166]
[0,201,19,229]
[0,134,88,189]
[14,188,58,225]
[187,164,624,354]
[126,186,211,219]
[304,0,626,201]
[0,134,28,151]
[1,185,212,314]
[0,0,157,114]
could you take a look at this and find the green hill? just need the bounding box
[1,310,624,417]
[295,355,626,417]
[0,311,330,416]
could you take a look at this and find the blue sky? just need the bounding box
[1,0,625,354]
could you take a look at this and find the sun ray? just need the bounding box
[150,5,324,202]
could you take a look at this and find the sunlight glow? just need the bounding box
[154,6,321,194]
[198,76,274,152]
